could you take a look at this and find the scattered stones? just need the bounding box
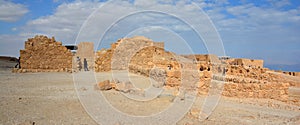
[97,80,138,94]
[150,68,166,88]
[115,81,134,93]
[129,88,145,97]
[97,80,112,90]
[189,108,200,119]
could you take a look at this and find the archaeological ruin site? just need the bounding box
[2,35,299,124]
[13,35,300,102]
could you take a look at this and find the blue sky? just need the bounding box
[0,0,300,71]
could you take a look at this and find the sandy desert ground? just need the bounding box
[0,60,299,125]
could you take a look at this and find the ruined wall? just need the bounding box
[129,46,182,86]
[282,71,300,77]
[95,49,113,72]
[183,54,220,64]
[222,82,289,101]
[94,36,184,86]
[198,65,291,101]
[95,36,167,72]
[111,36,165,70]
[94,36,293,102]
[227,58,264,68]
[18,35,72,72]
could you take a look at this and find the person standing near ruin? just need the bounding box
[83,58,89,71]
[77,57,82,71]
[15,57,20,69]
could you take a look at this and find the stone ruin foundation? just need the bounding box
[12,35,95,73]
[13,35,299,103]
[94,36,299,103]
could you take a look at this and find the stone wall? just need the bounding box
[111,36,165,70]
[95,48,113,72]
[95,36,167,72]
[282,71,300,77]
[222,82,289,101]
[198,67,290,101]
[17,35,73,73]
[129,45,182,86]
[94,36,185,86]
[183,54,220,64]
[227,58,264,68]
[94,36,293,102]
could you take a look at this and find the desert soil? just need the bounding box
[0,60,299,125]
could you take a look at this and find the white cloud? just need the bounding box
[0,0,29,22]
[268,0,291,8]
[134,0,157,7]
[11,27,17,31]
[18,0,213,45]
[214,2,300,31]
[1,0,300,66]
[205,1,300,64]
[22,1,102,44]
[0,34,27,57]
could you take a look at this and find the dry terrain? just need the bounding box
[0,60,299,125]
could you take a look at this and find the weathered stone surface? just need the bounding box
[150,68,166,88]
[93,36,295,102]
[18,35,73,72]
[97,80,112,90]
[95,49,112,72]
[226,58,264,68]
[115,81,134,93]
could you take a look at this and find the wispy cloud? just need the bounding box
[22,1,101,44]
[0,0,29,22]
[0,0,299,67]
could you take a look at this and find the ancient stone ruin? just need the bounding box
[279,71,300,77]
[14,35,299,103]
[16,35,73,73]
[226,58,264,68]
[94,36,299,103]
[14,35,94,73]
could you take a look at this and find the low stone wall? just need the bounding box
[226,58,264,68]
[198,69,291,101]
[282,71,300,77]
[183,54,220,64]
[222,82,289,101]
